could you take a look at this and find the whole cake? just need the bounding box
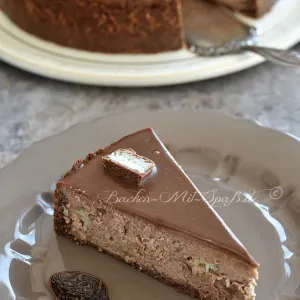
[0,0,276,53]
[54,128,258,300]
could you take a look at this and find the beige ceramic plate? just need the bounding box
[0,0,300,86]
[0,109,300,300]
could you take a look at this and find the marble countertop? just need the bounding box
[1,45,300,169]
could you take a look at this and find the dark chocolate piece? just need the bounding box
[50,271,109,300]
[102,148,156,186]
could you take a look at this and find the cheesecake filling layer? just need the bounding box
[55,185,257,300]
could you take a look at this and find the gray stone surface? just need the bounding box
[1,45,300,168]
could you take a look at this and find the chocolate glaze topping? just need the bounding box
[62,128,258,267]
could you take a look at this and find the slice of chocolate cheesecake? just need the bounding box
[54,128,258,300]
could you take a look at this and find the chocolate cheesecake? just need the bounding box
[0,0,276,54]
[0,0,184,53]
[54,128,258,300]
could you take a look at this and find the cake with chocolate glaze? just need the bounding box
[54,128,258,300]
[0,0,276,53]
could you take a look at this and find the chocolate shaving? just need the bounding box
[50,271,109,300]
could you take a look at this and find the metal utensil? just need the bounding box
[182,0,300,66]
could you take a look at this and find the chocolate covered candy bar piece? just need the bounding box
[102,148,156,185]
